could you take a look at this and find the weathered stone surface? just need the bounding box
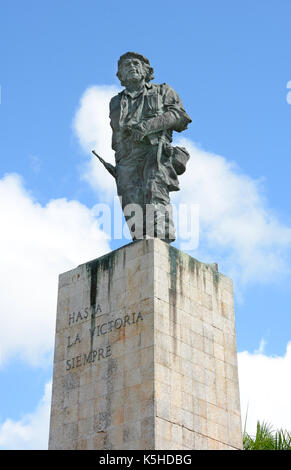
[49,238,243,450]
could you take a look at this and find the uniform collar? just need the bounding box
[122,82,152,98]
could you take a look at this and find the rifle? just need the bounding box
[92,150,116,179]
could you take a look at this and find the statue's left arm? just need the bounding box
[134,84,192,139]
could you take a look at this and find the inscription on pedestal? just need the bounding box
[65,308,144,370]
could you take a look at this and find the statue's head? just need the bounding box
[117,52,154,87]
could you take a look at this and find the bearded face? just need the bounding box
[118,58,147,87]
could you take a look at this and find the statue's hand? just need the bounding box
[131,127,146,142]
[125,123,146,142]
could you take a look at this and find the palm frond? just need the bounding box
[243,420,291,450]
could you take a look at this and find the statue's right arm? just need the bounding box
[109,95,121,152]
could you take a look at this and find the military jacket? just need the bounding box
[109,82,191,153]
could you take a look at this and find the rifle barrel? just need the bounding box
[92,150,116,179]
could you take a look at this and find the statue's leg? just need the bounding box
[143,146,176,242]
[115,150,145,240]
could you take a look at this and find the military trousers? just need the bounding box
[115,143,175,242]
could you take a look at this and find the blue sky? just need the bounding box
[0,0,291,448]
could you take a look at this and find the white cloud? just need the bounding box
[73,85,120,197]
[0,173,110,367]
[254,338,267,355]
[238,341,291,436]
[0,381,51,450]
[173,138,291,284]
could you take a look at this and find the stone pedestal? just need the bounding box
[49,239,243,450]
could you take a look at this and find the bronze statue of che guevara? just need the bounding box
[93,52,192,242]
